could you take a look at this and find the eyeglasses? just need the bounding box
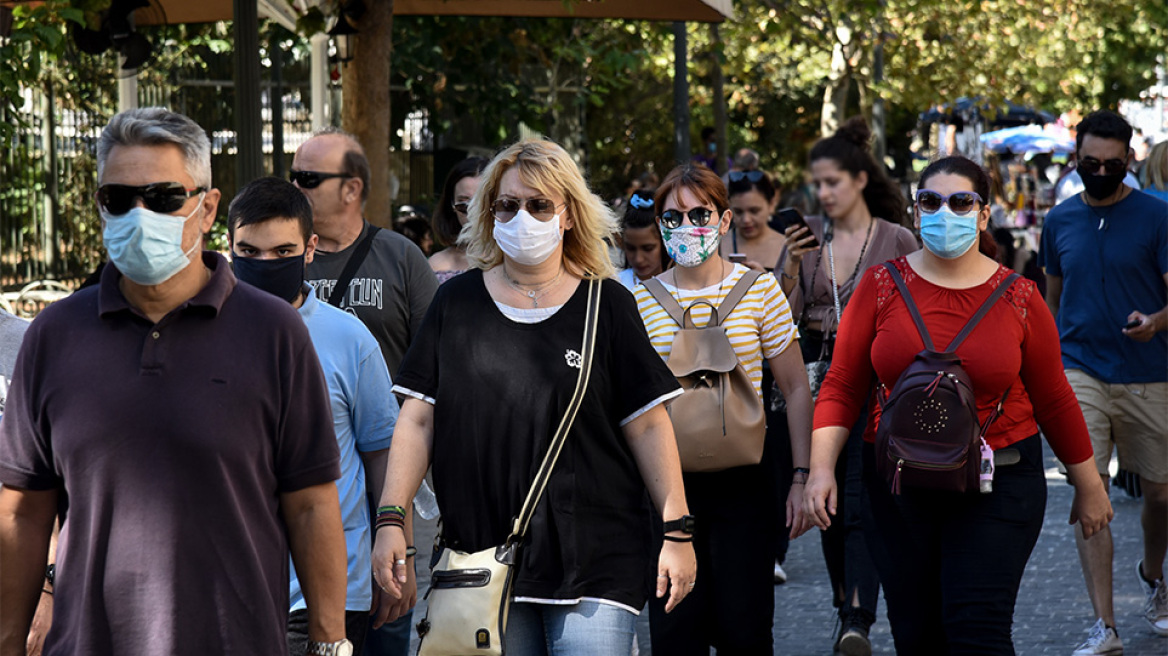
[728,170,765,183]
[914,189,984,216]
[660,207,715,229]
[289,169,351,189]
[97,183,205,215]
[491,198,562,221]
[1077,157,1127,177]
[453,202,470,215]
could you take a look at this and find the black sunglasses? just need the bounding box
[914,189,984,216]
[660,207,715,229]
[491,198,561,221]
[1077,157,1127,177]
[289,169,351,189]
[453,202,470,215]
[97,183,205,215]
[728,170,766,183]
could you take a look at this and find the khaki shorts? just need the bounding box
[1065,368,1168,484]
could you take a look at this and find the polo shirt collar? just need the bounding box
[99,251,237,319]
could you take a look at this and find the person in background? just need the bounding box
[1040,110,1168,655]
[430,157,489,284]
[636,164,813,655]
[0,307,28,415]
[372,139,695,655]
[226,177,404,656]
[617,188,671,290]
[722,170,786,272]
[777,116,917,655]
[807,155,1113,656]
[1140,140,1168,203]
[394,212,433,258]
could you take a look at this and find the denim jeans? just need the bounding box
[863,434,1046,655]
[505,600,636,656]
[360,612,411,656]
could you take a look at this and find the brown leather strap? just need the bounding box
[717,270,763,322]
[642,277,685,325]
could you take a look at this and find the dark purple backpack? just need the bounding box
[875,263,1019,495]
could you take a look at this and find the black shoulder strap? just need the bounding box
[641,277,685,326]
[946,272,1021,353]
[883,262,935,352]
[328,225,381,308]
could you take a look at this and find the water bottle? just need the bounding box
[979,438,995,494]
[414,477,440,520]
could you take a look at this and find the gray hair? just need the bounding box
[97,107,212,188]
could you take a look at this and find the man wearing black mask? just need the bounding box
[1041,110,1168,655]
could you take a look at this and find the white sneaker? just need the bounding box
[773,560,787,584]
[1136,560,1168,636]
[1071,619,1123,656]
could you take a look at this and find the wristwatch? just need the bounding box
[663,515,696,535]
[306,639,353,656]
[45,563,56,586]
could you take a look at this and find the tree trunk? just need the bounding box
[710,23,727,176]
[820,24,853,138]
[342,0,393,228]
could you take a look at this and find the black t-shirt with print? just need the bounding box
[395,270,680,609]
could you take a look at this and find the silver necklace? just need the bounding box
[502,265,564,308]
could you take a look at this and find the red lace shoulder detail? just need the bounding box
[873,256,912,309]
[996,265,1035,322]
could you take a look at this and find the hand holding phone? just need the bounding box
[778,208,819,250]
[1124,318,1142,330]
[728,253,747,264]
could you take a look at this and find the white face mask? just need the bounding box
[493,209,563,266]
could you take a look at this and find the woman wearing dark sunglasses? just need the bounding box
[371,139,696,655]
[775,116,917,654]
[805,155,1113,655]
[634,164,814,655]
[429,157,488,284]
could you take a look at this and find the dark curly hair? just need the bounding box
[809,117,908,227]
[432,156,489,247]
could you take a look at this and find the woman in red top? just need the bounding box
[804,155,1113,655]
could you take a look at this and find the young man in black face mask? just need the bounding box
[228,177,414,656]
[1040,110,1168,655]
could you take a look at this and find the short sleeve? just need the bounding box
[1038,213,1061,276]
[604,282,682,424]
[757,272,797,360]
[0,325,57,490]
[402,238,439,345]
[394,282,445,401]
[352,344,397,453]
[275,333,342,492]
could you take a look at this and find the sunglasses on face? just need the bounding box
[659,207,715,229]
[97,183,205,215]
[289,169,351,189]
[914,189,984,216]
[1077,157,1127,177]
[452,202,470,215]
[728,170,765,183]
[491,198,561,221]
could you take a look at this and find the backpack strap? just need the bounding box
[328,224,381,308]
[716,270,763,322]
[945,272,1021,353]
[641,277,685,326]
[882,262,936,352]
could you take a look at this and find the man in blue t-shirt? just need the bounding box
[227,177,411,656]
[1040,109,1168,655]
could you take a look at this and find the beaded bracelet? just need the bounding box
[374,505,407,533]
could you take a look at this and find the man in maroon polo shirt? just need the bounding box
[0,108,352,656]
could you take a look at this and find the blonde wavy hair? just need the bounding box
[459,139,617,279]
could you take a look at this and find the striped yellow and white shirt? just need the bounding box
[634,264,798,397]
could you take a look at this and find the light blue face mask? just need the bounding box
[919,207,979,259]
[101,196,204,285]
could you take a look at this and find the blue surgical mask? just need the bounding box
[919,207,979,259]
[101,196,204,285]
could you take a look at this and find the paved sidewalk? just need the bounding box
[407,441,1165,654]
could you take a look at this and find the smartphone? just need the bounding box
[778,207,819,249]
[1124,318,1142,329]
[728,253,747,264]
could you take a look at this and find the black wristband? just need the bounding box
[405,546,418,558]
[663,534,694,543]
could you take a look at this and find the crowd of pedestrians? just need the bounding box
[0,105,1164,656]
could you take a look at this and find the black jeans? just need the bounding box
[763,364,793,565]
[649,451,778,655]
[287,609,369,656]
[820,408,880,619]
[863,434,1046,656]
